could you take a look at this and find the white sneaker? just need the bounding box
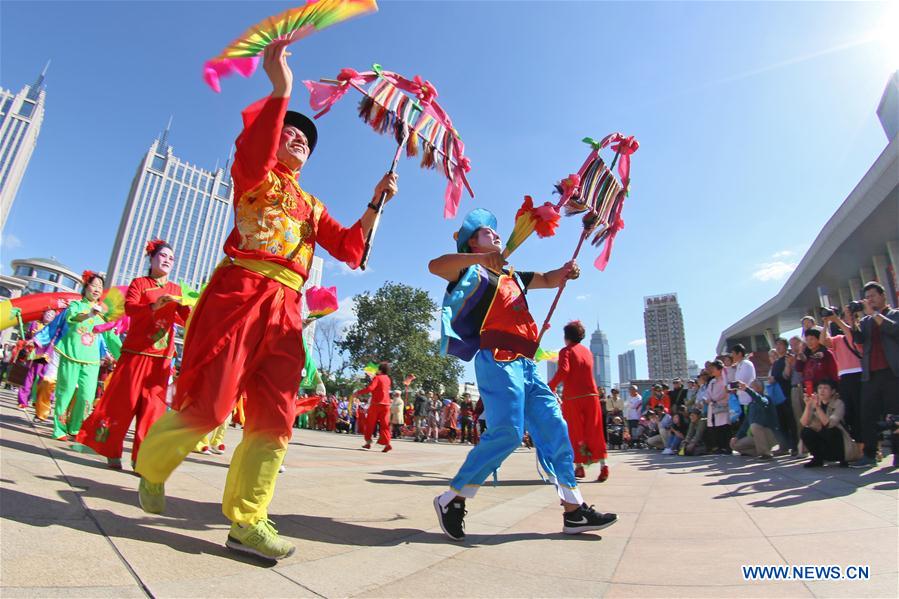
[278,464,286,473]
[661,448,674,455]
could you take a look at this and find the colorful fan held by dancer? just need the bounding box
[203,0,379,92]
[304,65,474,268]
[502,195,562,258]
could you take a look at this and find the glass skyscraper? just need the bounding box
[589,325,612,394]
[106,126,234,290]
[0,66,47,233]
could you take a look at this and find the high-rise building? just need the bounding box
[643,293,688,381]
[106,125,233,291]
[546,360,558,385]
[687,359,700,379]
[0,65,47,232]
[617,349,637,385]
[589,325,612,393]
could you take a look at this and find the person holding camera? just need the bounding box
[820,305,864,441]
[729,381,780,459]
[769,338,798,454]
[729,344,756,407]
[849,281,899,468]
[794,328,839,391]
[799,380,860,467]
[705,360,732,453]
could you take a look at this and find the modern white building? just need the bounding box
[644,293,688,381]
[589,325,612,394]
[617,349,637,385]
[0,256,81,346]
[719,72,899,353]
[106,125,234,291]
[0,66,47,233]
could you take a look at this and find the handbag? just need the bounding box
[766,382,787,406]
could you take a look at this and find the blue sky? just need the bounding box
[2,1,897,384]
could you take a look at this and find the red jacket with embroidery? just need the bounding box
[357,374,392,406]
[548,343,600,400]
[122,277,190,358]
[225,95,365,278]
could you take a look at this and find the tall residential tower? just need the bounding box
[0,66,48,232]
[106,125,233,290]
[643,293,688,381]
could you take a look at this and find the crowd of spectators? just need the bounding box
[606,282,898,469]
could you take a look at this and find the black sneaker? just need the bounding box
[433,496,466,541]
[803,458,823,468]
[563,504,617,535]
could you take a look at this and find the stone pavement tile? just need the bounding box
[582,483,654,499]
[276,543,449,597]
[744,500,891,536]
[768,527,899,576]
[603,581,813,598]
[0,518,136,588]
[356,557,608,598]
[631,510,763,540]
[453,527,627,581]
[612,537,786,586]
[0,585,145,598]
[0,480,92,521]
[805,572,899,598]
[641,494,744,514]
[150,568,316,598]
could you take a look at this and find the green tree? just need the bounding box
[338,282,463,395]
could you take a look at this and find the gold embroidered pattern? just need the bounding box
[235,171,323,273]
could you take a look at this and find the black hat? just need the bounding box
[284,111,318,154]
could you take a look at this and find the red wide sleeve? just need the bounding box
[357,377,377,396]
[231,95,289,195]
[548,347,570,390]
[316,205,365,269]
[124,278,153,320]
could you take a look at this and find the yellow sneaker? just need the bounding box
[226,519,295,561]
[138,478,165,514]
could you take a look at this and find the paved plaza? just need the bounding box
[1,390,896,598]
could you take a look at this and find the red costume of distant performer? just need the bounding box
[549,322,608,469]
[355,365,393,451]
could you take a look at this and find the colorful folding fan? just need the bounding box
[203,0,378,93]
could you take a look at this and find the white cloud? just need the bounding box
[576,294,591,301]
[1,233,22,249]
[628,338,646,347]
[325,259,371,277]
[771,250,795,259]
[751,260,797,282]
[331,296,358,325]
[428,328,441,342]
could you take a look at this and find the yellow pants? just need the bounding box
[195,419,228,452]
[35,380,56,421]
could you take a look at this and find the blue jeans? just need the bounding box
[449,351,583,504]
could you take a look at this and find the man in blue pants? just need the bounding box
[429,208,617,541]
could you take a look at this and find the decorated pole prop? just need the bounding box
[359,124,409,269]
[535,134,639,344]
[304,65,474,268]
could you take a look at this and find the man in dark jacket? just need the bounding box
[850,281,899,468]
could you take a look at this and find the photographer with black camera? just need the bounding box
[820,303,864,442]
[849,282,899,468]
[799,380,861,468]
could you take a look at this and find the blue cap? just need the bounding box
[454,208,498,253]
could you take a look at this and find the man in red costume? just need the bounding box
[352,361,393,452]
[135,41,398,562]
[549,321,609,482]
